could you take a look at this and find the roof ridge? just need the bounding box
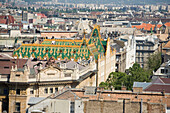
[158,77,165,84]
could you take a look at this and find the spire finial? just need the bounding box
[83,29,86,39]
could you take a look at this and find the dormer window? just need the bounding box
[93,33,97,36]
[33,49,35,52]
[60,50,63,53]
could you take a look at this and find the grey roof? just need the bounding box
[30,68,36,75]
[28,97,46,105]
[21,21,28,24]
[133,82,152,90]
[66,61,85,71]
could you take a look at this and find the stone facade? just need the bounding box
[135,34,159,68]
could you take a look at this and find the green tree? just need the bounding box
[127,63,151,89]
[99,72,127,90]
[147,52,162,72]
[99,63,152,90]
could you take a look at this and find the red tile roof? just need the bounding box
[0,59,27,75]
[37,13,47,18]
[165,22,170,27]
[163,41,170,48]
[132,23,155,31]
[160,78,170,84]
[0,19,7,24]
[144,84,170,93]
[0,15,15,24]
[90,12,103,16]
[156,24,162,28]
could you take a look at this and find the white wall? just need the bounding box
[125,35,136,69]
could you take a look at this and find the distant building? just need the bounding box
[71,18,92,35]
[112,35,136,72]
[135,34,159,68]
[22,11,34,22]
[100,27,136,35]
[153,60,170,79]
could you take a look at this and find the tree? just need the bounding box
[127,63,151,89]
[147,52,162,72]
[129,63,151,82]
[99,63,152,90]
[99,72,127,90]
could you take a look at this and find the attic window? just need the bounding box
[93,33,97,36]
[33,49,35,52]
[60,50,63,53]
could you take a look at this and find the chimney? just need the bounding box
[133,87,143,93]
[162,90,165,96]
[111,86,114,91]
[15,65,17,71]
[11,66,15,71]
[97,87,104,92]
[121,86,126,90]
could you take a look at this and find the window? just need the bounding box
[15,102,20,112]
[50,88,53,93]
[141,46,144,50]
[4,67,9,69]
[16,89,20,95]
[138,58,140,62]
[70,102,75,113]
[16,74,20,77]
[47,73,55,75]
[141,64,144,68]
[142,52,144,56]
[44,88,48,94]
[161,69,164,74]
[137,46,140,50]
[65,73,71,77]
[148,46,151,50]
[141,58,144,62]
[137,52,140,56]
[30,89,34,94]
[55,88,58,92]
[4,89,8,95]
[161,69,168,74]
[165,69,168,74]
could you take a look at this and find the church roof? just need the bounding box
[13,25,109,61]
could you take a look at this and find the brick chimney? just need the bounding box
[121,86,126,90]
[133,87,143,93]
